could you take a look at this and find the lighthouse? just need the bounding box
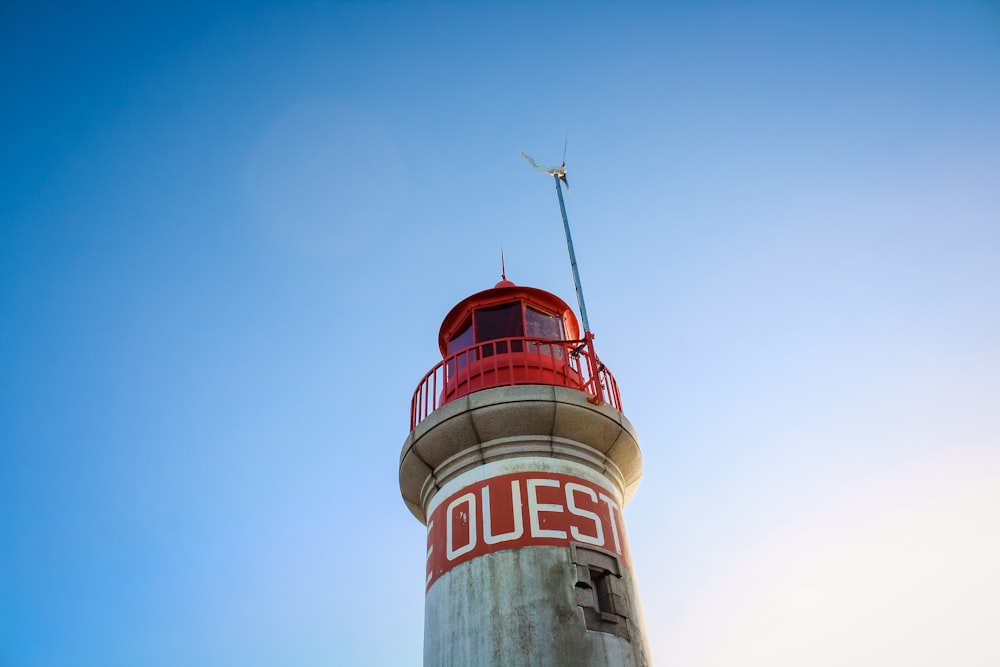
[399,274,652,666]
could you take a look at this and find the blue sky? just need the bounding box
[2,2,998,665]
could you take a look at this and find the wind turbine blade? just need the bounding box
[519,151,549,173]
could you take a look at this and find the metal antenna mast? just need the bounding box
[519,150,591,333]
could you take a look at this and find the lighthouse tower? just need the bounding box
[399,276,651,666]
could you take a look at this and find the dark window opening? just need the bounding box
[571,544,630,639]
[592,569,613,614]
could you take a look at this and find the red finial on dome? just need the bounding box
[495,247,515,287]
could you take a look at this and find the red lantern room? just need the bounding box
[410,277,621,429]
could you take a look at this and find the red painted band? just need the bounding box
[425,472,629,591]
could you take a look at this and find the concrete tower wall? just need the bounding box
[400,385,651,667]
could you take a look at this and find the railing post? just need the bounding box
[583,331,605,405]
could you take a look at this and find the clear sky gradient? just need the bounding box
[2,2,998,666]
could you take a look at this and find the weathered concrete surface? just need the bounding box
[424,545,651,667]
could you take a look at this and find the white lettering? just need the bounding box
[426,520,435,585]
[483,480,524,544]
[598,493,622,554]
[527,478,567,539]
[446,493,477,560]
[566,482,604,546]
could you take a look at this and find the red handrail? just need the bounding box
[410,336,622,429]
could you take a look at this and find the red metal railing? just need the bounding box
[410,336,622,429]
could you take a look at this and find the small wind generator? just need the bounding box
[519,147,591,334]
[520,146,610,406]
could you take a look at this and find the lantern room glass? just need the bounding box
[525,307,564,340]
[474,303,524,342]
[447,319,475,355]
